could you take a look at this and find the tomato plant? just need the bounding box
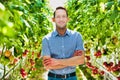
[0,0,52,79]
[66,0,120,80]
[1,0,120,80]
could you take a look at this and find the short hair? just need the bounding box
[53,6,68,18]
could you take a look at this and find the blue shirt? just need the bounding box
[41,29,84,75]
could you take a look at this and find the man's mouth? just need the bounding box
[58,22,64,24]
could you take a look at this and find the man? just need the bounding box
[41,6,85,80]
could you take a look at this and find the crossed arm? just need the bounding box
[43,50,85,70]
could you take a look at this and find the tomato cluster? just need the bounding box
[103,61,120,72]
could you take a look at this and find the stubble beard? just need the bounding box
[56,24,67,30]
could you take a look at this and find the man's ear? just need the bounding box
[67,18,70,22]
[52,18,55,22]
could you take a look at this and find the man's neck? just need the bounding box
[56,27,67,36]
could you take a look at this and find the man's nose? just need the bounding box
[59,17,64,20]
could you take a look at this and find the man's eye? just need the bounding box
[56,16,60,18]
[55,16,67,18]
[63,16,66,18]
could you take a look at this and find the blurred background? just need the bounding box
[0,0,120,80]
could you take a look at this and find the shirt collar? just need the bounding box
[53,29,71,37]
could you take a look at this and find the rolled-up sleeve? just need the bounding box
[75,33,84,50]
[41,37,51,57]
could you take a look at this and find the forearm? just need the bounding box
[45,65,68,70]
[58,54,85,66]
[43,56,68,70]
[46,55,84,69]
[43,50,85,69]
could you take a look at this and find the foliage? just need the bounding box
[0,0,120,79]
[0,0,52,79]
[65,0,120,80]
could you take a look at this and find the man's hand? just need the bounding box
[42,56,68,70]
[43,58,60,67]
[73,50,83,56]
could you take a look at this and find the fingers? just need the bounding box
[43,58,51,66]
[73,50,83,56]
[43,58,60,68]
[77,52,82,56]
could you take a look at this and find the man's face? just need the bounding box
[53,9,69,29]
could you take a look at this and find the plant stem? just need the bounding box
[95,61,117,80]
[4,62,19,77]
[2,65,6,79]
[0,43,5,58]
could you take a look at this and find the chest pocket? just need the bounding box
[64,39,76,57]
[49,40,61,58]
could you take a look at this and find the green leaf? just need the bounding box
[14,46,23,57]
[105,1,114,10]
[0,2,5,11]
[110,5,118,21]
